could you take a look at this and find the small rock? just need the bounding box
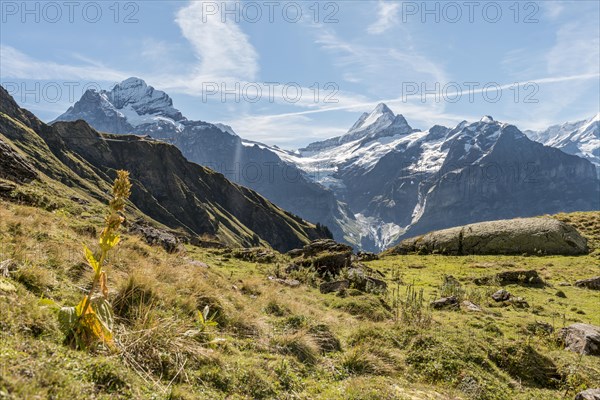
[286,248,304,258]
[492,289,511,302]
[461,300,482,312]
[320,280,350,294]
[268,276,301,287]
[431,296,459,310]
[558,282,572,287]
[575,388,600,400]
[555,290,567,298]
[560,323,600,356]
[575,277,600,291]
[508,297,529,308]
[496,269,544,286]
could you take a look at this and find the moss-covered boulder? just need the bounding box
[389,217,588,256]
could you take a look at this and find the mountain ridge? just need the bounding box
[2,86,329,252]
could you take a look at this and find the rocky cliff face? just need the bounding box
[1,86,328,252]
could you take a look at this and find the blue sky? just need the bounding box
[1,0,599,148]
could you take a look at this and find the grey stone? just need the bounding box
[431,296,459,310]
[319,280,350,294]
[560,323,600,356]
[129,220,181,253]
[492,289,511,302]
[575,277,600,290]
[575,388,600,400]
[268,276,301,287]
[508,297,529,308]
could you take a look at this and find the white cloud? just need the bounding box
[174,1,259,82]
[367,1,400,35]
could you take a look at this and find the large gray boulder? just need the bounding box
[389,217,588,256]
[560,323,600,356]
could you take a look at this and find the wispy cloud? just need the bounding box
[0,45,128,82]
[314,26,447,88]
[174,0,259,82]
[367,1,400,35]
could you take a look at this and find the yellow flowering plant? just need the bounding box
[59,170,132,351]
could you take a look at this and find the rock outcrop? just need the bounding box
[389,217,588,256]
[575,277,600,290]
[289,239,387,294]
[128,220,181,253]
[560,323,600,356]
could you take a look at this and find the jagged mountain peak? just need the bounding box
[373,102,393,114]
[349,102,396,134]
[53,77,188,136]
[301,103,414,153]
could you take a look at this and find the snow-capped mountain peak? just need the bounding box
[300,103,415,153]
[107,77,184,122]
[480,115,494,123]
[524,113,599,171]
[53,77,187,135]
[348,102,396,134]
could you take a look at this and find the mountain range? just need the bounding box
[1,85,330,252]
[53,78,600,251]
[524,114,600,174]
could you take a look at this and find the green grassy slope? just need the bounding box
[1,199,598,399]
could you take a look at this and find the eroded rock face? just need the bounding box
[290,239,388,294]
[560,323,600,356]
[575,277,600,291]
[390,217,588,256]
